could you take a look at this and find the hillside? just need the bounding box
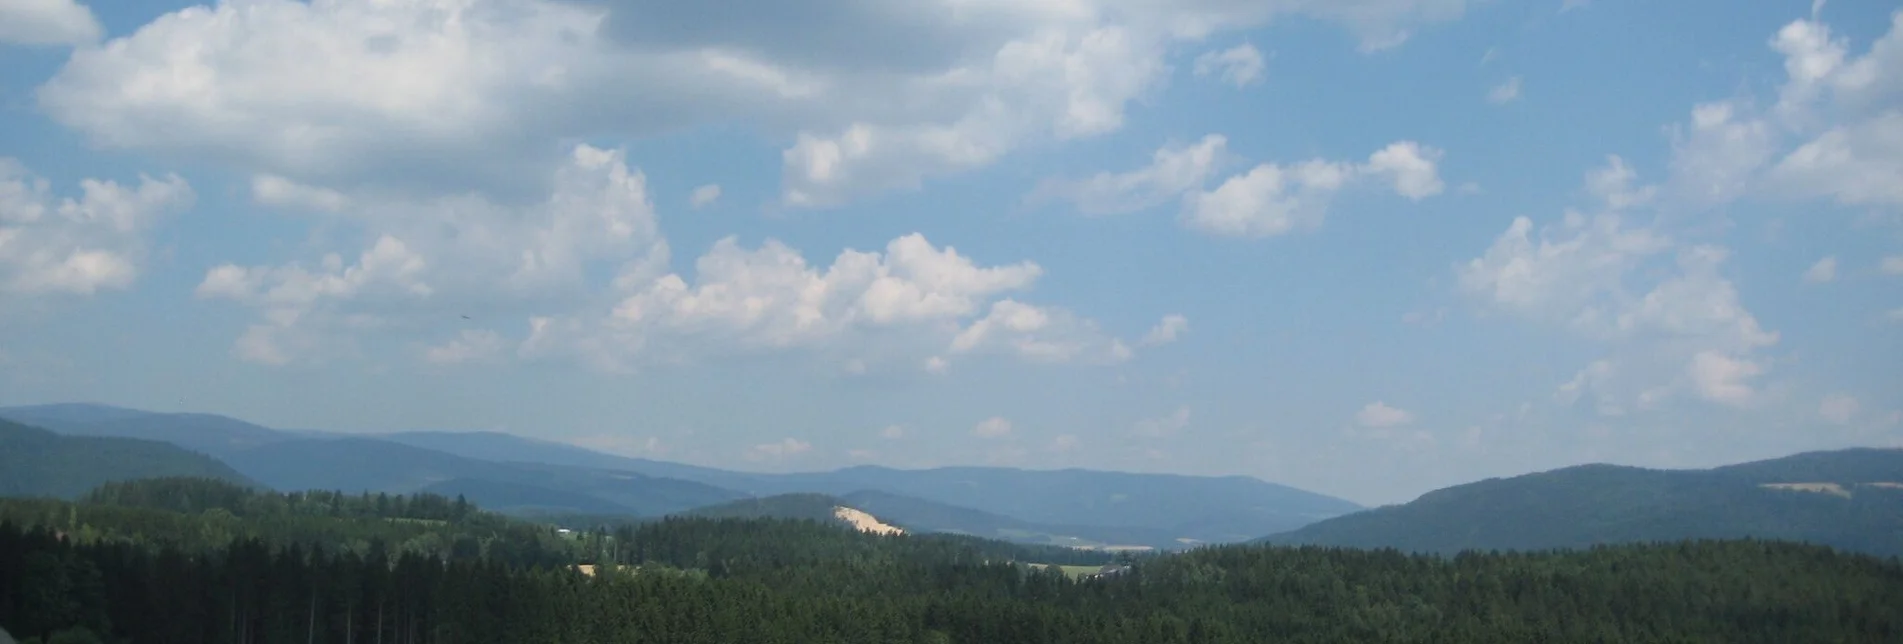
[0,403,292,456]
[224,437,748,516]
[1262,448,1903,558]
[756,465,1363,543]
[4,403,1364,548]
[5,478,1902,643]
[684,493,851,523]
[0,418,253,499]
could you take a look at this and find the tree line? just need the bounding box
[2,477,1900,643]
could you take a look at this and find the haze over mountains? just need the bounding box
[1262,448,1903,558]
[7,402,1902,559]
[0,403,1361,550]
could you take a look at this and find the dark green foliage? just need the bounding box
[2,477,1902,643]
[1264,448,1903,558]
[0,419,254,500]
[418,478,635,515]
[682,493,845,523]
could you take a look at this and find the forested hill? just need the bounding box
[5,477,1903,642]
[1261,448,1903,557]
[0,418,253,499]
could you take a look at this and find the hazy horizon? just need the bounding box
[3,0,1901,507]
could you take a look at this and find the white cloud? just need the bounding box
[37,0,1486,208]
[1036,135,1228,215]
[516,211,1141,371]
[200,144,664,364]
[1355,401,1414,428]
[1182,141,1444,238]
[1685,351,1766,407]
[1133,406,1191,438]
[1668,101,1779,207]
[1585,155,1657,210]
[1462,159,1780,412]
[1882,256,1903,275]
[0,0,102,46]
[879,425,906,440]
[1141,314,1189,346]
[1364,141,1447,200]
[1650,10,1903,210]
[1820,393,1859,424]
[949,299,1133,365]
[1047,434,1081,453]
[1487,76,1522,104]
[971,416,1013,439]
[689,184,721,209]
[1192,43,1267,88]
[1803,256,1837,283]
[424,329,506,365]
[923,355,949,373]
[0,158,193,297]
[744,437,812,462]
[252,174,352,213]
[1889,308,1903,324]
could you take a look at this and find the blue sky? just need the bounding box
[1,0,1899,506]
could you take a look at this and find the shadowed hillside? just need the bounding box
[1262,448,1903,558]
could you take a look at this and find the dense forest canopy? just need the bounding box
[2,477,1901,643]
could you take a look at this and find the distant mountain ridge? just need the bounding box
[0,417,255,498]
[0,403,1364,549]
[1260,448,1903,559]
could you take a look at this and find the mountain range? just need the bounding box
[1261,448,1903,558]
[0,417,254,498]
[0,403,1359,549]
[10,402,1901,560]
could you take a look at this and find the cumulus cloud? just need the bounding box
[35,0,1485,207]
[1803,256,1837,283]
[1882,256,1903,275]
[1487,76,1522,104]
[689,184,722,209]
[1819,393,1859,424]
[971,416,1013,439]
[1193,44,1267,87]
[424,330,506,365]
[1355,401,1414,428]
[1646,9,1903,210]
[0,158,193,298]
[1141,314,1189,346]
[252,174,352,213]
[0,0,102,46]
[1462,159,1779,412]
[1047,434,1081,453]
[879,425,906,440]
[745,437,812,462]
[1182,141,1445,238]
[1034,135,1229,215]
[199,144,665,364]
[1132,406,1191,438]
[512,199,1143,371]
[949,299,1134,365]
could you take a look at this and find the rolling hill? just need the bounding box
[221,437,748,516]
[0,403,1364,548]
[0,417,254,498]
[0,403,293,455]
[1261,448,1903,558]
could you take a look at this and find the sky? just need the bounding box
[1,0,1900,507]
